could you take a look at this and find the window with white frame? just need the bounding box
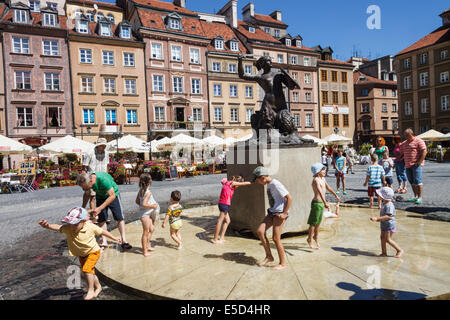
[420,98,429,113]
[77,20,88,33]
[305,114,313,128]
[124,79,136,94]
[43,13,56,26]
[105,109,117,124]
[230,85,238,97]
[303,57,310,66]
[392,89,397,97]
[17,107,33,127]
[100,23,111,36]
[102,51,114,65]
[79,49,92,63]
[213,84,221,96]
[392,104,397,112]
[245,65,252,74]
[248,26,255,33]
[246,108,253,122]
[291,55,298,65]
[404,58,411,69]
[419,53,428,64]
[214,107,223,122]
[126,109,137,124]
[123,53,135,66]
[304,73,311,84]
[107,14,115,24]
[293,114,300,127]
[441,50,448,60]
[212,62,221,72]
[193,108,202,122]
[277,54,283,63]
[103,78,116,94]
[296,40,302,47]
[121,26,131,39]
[29,1,40,12]
[96,12,104,22]
[404,76,411,89]
[14,71,31,89]
[83,108,95,124]
[169,18,181,30]
[404,101,413,115]
[171,46,182,62]
[173,77,183,93]
[47,2,57,10]
[442,95,449,111]
[305,92,312,102]
[48,107,62,127]
[153,75,163,92]
[154,106,165,122]
[14,10,28,23]
[151,43,162,59]
[440,71,449,83]
[382,88,387,96]
[215,38,224,50]
[264,27,270,33]
[42,40,58,56]
[229,63,237,73]
[382,103,388,112]
[230,108,239,122]
[13,37,29,54]
[292,92,299,102]
[419,72,429,86]
[86,11,94,22]
[245,86,253,98]
[81,77,93,93]
[190,48,199,64]
[361,103,370,113]
[274,29,280,37]
[191,78,200,94]
[392,120,398,130]
[44,73,60,91]
[230,41,239,52]
[292,72,298,80]
[285,39,291,46]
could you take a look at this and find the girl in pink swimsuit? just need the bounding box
[212,175,251,244]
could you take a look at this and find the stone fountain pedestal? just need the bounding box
[226,143,321,237]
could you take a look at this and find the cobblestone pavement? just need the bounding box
[0,161,448,300]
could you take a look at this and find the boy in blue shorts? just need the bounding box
[363,154,386,209]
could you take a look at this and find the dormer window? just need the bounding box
[215,37,224,50]
[86,11,94,22]
[47,2,57,10]
[29,1,40,12]
[77,20,89,34]
[166,13,182,30]
[249,26,255,33]
[285,39,291,46]
[43,13,56,27]
[100,23,111,36]
[74,9,82,19]
[121,26,131,39]
[296,40,302,47]
[169,18,180,30]
[107,14,115,25]
[96,12,104,22]
[230,40,239,52]
[14,9,28,23]
[274,29,280,37]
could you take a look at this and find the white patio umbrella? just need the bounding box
[237,133,254,142]
[302,135,326,146]
[417,129,444,141]
[0,134,33,154]
[108,135,150,153]
[202,135,226,148]
[436,132,450,141]
[224,137,237,147]
[323,134,353,145]
[38,135,95,154]
[156,133,203,151]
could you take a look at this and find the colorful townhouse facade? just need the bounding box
[394,9,450,135]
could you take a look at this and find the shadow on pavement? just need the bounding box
[26,287,84,300]
[203,252,258,266]
[337,282,427,300]
[332,247,378,257]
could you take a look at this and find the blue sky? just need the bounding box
[103,0,449,61]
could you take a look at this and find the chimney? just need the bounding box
[217,0,238,29]
[242,2,255,21]
[173,0,186,8]
[269,10,282,22]
[440,9,450,26]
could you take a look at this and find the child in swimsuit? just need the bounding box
[162,190,183,250]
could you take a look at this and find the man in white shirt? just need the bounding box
[83,138,110,173]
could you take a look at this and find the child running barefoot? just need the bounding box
[212,175,251,244]
[364,154,386,209]
[38,207,121,300]
[335,149,347,195]
[307,163,341,249]
[370,187,404,258]
[253,166,292,271]
[162,190,183,250]
[136,173,160,257]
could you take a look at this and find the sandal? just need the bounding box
[121,242,132,250]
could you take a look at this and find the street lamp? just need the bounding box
[112,130,123,162]
[147,126,153,161]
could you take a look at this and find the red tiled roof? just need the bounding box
[353,71,397,85]
[133,0,197,16]
[199,20,248,54]
[320,58,353,67]
[137,8,206,37]
[396,25,450,56]
[69,21,138,41]
[1,10,68,30]
[253,13,287,27]
[236,20,280,44]
[67,0,122,11]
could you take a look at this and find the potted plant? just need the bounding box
[111,163,126,185]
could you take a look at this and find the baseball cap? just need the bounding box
[311,163,326,177]
[376,187,395,201]
[62,207,88,225]
[252,166,269,182]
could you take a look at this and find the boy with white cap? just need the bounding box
[308,163,340,249]
[370,187,404,258]
[38,207,121,300]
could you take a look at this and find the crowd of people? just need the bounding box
[36,128,426,300]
